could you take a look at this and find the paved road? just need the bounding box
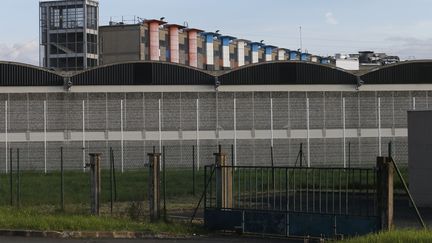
[0,236,301,243]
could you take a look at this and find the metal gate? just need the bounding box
[203,164,381,237]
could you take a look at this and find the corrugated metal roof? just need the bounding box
[1,60,432,86]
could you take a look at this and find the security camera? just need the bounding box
[215,77,221,91]
[64,78,73,92]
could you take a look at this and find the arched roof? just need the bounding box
[360,61,432,84]
[2,60,432,86]
[0,61,63,86]
[70,61,215,85]
[219,61,358,85]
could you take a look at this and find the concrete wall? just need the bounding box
[99,25,143,65]
[0,89,423,172]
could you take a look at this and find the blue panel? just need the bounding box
[335,215,380,236]
[222,38,230,46]
[290,52,298,60]
[204,209,242,231]
[244,211,286,235]
[206,34,214,43]
[251,44,259,52]
[265,47,273,55]
[289,213,334,237]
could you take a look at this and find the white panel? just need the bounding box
[278,50,285,61]
[222,45,230,68]
[252,51,259,63]
[237,42,245,66]
[206,42,214,65]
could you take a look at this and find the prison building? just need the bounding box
[39,0,99,71]
[0,60,431,171]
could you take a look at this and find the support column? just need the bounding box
[148,153,161,221]
[377,156,394,231]
[165,24,185,63]
[184,28,203,68]
[87,153,102,215]
[235,39,249,67]
[249,42,263,64]
[219,36,236,70]
[263,45,277,62]
[214,147,232,209]
[145,19,167,61]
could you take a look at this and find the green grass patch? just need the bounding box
[0,207,203,234]
[341,230,432,243]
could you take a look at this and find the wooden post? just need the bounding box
[377,156,394,231]
[87,153,102,216]
[214,149,232,209]
[148,153,161,221]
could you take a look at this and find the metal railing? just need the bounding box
[205,165,379,217]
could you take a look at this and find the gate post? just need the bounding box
[87,153,102,215]
[148,153,161,221]
[214,147,233,209]
[377,156,394,231]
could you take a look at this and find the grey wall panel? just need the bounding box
[88,93,107,131]
[309,92,324,129]
[412,91,427,110]
[360,92,377,129]
[180,93,198,131]
[144,93,161,131]
[162,93,181,131]
[28,93,44,132]
[272,92,289,130]
[47,93,66,132]
[198,93,216,131]
[217,93,234,131]
[9,94,28,132]
[107,93,123,131]
[325,92,342,129]
[343,92,359,129]
[236,92,253,130]
[394,91,411,128]
[290,92,306,129]
[125,93,144,131]
[254,92,271,130]
[378,91,393,129]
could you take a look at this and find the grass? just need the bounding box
[0,206,204,234]
[0,169,205,207]
[340,230,432,243]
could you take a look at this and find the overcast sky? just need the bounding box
[0,0,431,65]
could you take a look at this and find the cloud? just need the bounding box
[325,12,339,25]
[385,36,432,59]
[0,40,39,66]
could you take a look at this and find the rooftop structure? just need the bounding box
[39,0,99,71]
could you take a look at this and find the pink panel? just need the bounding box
[188,31,198,67]
[169,26,179,63]
[149,22,160,61]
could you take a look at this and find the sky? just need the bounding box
[0,0,431,65]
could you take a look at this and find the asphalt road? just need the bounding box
[0,236,301,243]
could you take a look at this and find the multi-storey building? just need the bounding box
[39,0,99,71]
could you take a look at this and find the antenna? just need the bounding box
[299,26,303,53]
[183,21,189,28]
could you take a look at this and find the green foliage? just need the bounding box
[0,207,203,234]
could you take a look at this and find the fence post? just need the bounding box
[192,145,196,196]
[148,152,161,222]
[86,153,102,215]
[9,148,12,206]
[214,147,232,209]
[60,147,64,211]
[109,147,114,215]
[377,156,394,231]
[162,146,167,221]
[16,148,20,208]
